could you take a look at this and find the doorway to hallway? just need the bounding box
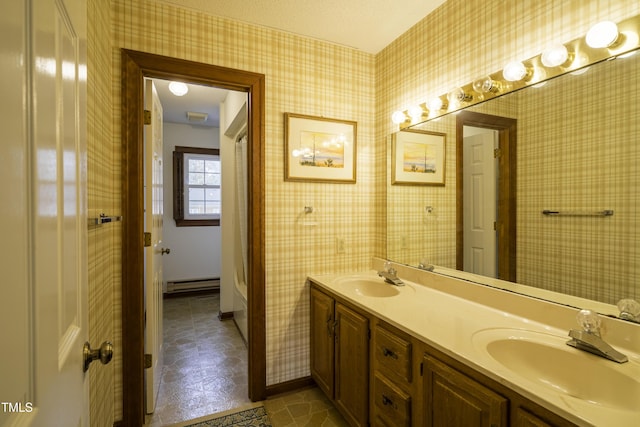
[121,49,266,426]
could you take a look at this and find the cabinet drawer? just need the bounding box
[373,373,411,427]
[374,324,412,382]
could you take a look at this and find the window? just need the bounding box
[173,146,221,226]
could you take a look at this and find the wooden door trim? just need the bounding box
[456,111,516,282]
[121,49,266,426]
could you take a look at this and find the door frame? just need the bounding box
[121,49,266,425]
[456,111,517,282]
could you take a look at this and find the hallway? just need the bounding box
[147,293,250,426]
[146,292,349,426]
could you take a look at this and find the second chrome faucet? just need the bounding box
[566,309,628,363]
[378,262,404,286]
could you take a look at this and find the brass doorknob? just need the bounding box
[161,248,171,255]
[83,341,113,372]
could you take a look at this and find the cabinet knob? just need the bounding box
[382,394,397,409]
[382,347,398,359]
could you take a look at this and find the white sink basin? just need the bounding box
[334,275,408,297]
[472,328,640,411]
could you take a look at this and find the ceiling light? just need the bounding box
[169,81,189,96]
[541,44,569,67]
[586,21,619,48]
[502,61,528,81]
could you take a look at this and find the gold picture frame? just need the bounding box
[285,113,357,183]
[392,129,446,186]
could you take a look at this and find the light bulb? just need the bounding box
[586,21,618,48]
[447,88,472,106]
[391,111,407,124]
[541,44,569,67]
[472,76,500,94]
[426,97,443,112]
[168,81,189,96]
[502,61,528,81]
[408,105,424,121]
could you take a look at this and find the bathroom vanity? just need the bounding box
[308,261,640,427]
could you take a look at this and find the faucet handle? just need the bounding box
[617,299,640,322]
[383,261,396,274]
[576,309,601,336]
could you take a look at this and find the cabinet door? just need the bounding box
[335,302,369,427]
[423,355,508,427]
[310,287,335,398]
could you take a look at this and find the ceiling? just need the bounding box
[152,0,447,127]
[152,79,230,128]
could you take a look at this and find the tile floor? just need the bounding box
[146,292,348,427]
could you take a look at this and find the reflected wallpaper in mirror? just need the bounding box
[387,49,639,312]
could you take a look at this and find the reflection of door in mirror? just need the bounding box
[456,112,517,282]
[463,127,497,277]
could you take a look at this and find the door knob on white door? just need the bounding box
[83,341,114,372]
[161,248,171,255]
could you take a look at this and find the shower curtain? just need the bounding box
[235,133,249,287]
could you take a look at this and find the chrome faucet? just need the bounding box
[418,258,434,272]
[566,309,628,363]
[617,299,640,323]
[378,262,404,286]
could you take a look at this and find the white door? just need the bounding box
[463,129,497,277]
[1,0,90,426]
[144,79,165,414]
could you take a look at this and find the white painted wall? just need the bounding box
[162,123,221,287]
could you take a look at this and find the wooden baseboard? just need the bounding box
[218,310,234,321]
[265,376,315,397]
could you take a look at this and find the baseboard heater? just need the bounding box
[166,278,220,293]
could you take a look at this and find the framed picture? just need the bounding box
[392,129,446,186]
[285,113,357,183]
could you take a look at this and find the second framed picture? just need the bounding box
[284,113,357,183]
[392,129,446,186]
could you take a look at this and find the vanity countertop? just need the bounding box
[307,267,640,427]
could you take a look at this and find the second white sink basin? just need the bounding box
[334,275,408,297]
[472,328,640,411]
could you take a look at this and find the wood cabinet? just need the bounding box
[310,286,335,398]
[310,285,369,427]
[371,321,416,426]
[423,354,508,427]
[309,280,578,427]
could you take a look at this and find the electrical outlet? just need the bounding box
[336,237,346,254]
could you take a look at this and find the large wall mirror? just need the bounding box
[387,34,639,320]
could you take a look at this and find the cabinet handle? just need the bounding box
[382,394,397,409]
[326,314,333,336]
[382,347,398,359]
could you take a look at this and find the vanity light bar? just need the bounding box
[392,14,640,129]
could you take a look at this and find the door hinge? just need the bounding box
[494,148,502,158]
[143,109,152,125]
[143,232,152,247]
[420,361,424,376]
[494,221,497,231]
[144,353,152,369]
